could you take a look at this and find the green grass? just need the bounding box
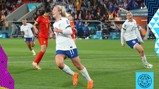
[0,38,158,89]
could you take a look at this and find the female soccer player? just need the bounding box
[121,12,153,68]
[32,9,54,70]
[52,5,93,89]
[20,18,36,56]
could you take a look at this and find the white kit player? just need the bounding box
[21,18,36,56]
[52,5,93,89]
[121,12,153,68]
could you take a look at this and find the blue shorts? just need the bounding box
[24,37,34,42]
[126,39,140,48]
[56,48,78,59]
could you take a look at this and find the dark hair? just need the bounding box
[40,9,51,15]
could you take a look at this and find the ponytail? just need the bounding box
[56,5,66,17]
[61,6,66,17]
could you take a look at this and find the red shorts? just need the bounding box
[38,38,48,47]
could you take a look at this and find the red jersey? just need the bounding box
[70,21,76,39]
[36,16,50,38]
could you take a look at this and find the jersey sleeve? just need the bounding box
[62,19,70,28]
[36,16,41,23]
[62,19,72,35]
[122,22,127,30]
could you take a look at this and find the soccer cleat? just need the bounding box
[72,72,79,86]
[32,62,41,70]
[87,80,94,89]
[144,63,153,69]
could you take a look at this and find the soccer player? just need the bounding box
[66,12,76,42]
[52,5,94,89]
[20,18,36,56]
[121,12,153,68]
[32,9,54,70]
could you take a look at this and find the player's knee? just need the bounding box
[41,48,46,52]
[32,44,35,47]
[139,49,144,56]
[56,63,64,69]
[55,61,64,69]
[139,49,144,54]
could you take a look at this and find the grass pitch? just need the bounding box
[0,38,158,89]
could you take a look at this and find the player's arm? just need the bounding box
[62,19,72,35]
[62,25,72,35]
[120,28,125,47]
[121,22,127,47]
[119,8,128,13]
[33,21,39,35]
[49,26,55,39]
[54,20,72,35]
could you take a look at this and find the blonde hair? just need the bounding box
[56,5,66,17]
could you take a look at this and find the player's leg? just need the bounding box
[32,38,47,70]
[71,56,93,88]
[25,41,32,51]
[55,51,77,85]
[56,54,76,82]
[30,38,36,55]
[31,37,35,47]
[55,50,74,75]
[134,43,153,68]
[27,41,36,56]
[68,48,93,88]
[56,54,74,75]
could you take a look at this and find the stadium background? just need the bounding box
[0,0,158,89]
[0,0,155,40]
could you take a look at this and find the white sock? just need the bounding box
[31,50,34,53]
[62,64,74,76]
[141,55,148,65]
[31,50,36,54]
[80,67,91,81]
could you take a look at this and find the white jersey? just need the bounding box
[121,19,143,44]
[20,23,33,38]
[53,17,77,50]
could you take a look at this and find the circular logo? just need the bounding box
[138,74,152,88]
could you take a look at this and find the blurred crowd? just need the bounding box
[1,0,154,40]
[30,0,145,21]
